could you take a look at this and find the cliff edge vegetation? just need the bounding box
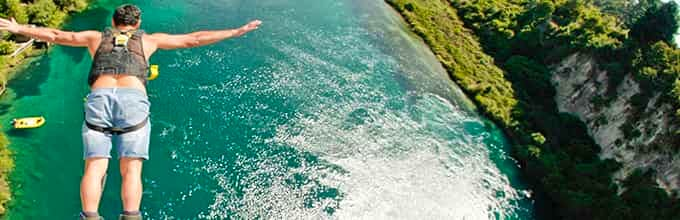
[387,0,680,219]
[0,0,88,215]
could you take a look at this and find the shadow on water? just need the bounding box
[6,128,37,138]
[0,103,12,116]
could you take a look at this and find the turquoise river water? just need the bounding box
[1,0,535,219]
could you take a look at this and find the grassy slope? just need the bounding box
[385,0,519,129]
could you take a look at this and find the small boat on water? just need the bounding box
[12,116,46,129]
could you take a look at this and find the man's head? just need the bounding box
[112,4,141,28]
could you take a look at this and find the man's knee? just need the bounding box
[84,157,109,178]
[120,158,143,178]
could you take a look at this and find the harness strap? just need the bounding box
[85,117,148,135]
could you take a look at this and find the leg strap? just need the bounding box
[86,117,148,135]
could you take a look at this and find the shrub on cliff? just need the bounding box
[27,0,67,28]
[632,41,680,123]
[453,0,626,61]
[0,133,11,215]
[1,0,29,24]
[55,0,88,12]
[0,40,14,55]
[552,1,626,49]
[503,55,552,100]
[630,1,679,45]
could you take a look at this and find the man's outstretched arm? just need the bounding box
[0,17,98,47]
[148,20,262,50]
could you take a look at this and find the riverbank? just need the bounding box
[0,0,89,215]
[385,0,518,128]
[387,0,680,219]
[0,47,45,214]
[384,1,551,217]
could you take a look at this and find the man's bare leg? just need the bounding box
[81,158,109,213]
[120,158,144,212]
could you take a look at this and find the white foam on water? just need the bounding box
[197,156,334,219]
[271,93,522,219]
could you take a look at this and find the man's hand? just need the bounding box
[0,17,21,33]
[237,20,262,37]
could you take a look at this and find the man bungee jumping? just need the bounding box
[0,4,261,219]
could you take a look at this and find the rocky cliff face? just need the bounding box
[552,53,680,192]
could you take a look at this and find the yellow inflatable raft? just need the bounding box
[12,116,46,129]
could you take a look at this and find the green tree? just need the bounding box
[0,40,15,55]
[27,0,67,27]
[452,0,527,59]
[633,41,680,93]
[553,1,627,49]
[593,0,661,27]
[513,0,556,55]
[1,0,29,24]
[630,1,679,44]
[503,55,552,99]
[55,0,87,12]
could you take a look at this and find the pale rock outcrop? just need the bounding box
[552,53,680,193]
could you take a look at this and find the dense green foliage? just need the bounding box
[630,1,678,44]
[0,40,13,55]
[55,0,88,12]
[2,0,28,24]
[593,0,660,28]
[0,0,88,215]
[0,134,10,214]
[634,42,680,96]
[388,0,680,219]
[455,0,626,62]
[27,0,67,28]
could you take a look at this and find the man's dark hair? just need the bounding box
[113,4,141,26]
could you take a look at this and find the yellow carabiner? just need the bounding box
[148,65,159,80]
[114,33,131,47]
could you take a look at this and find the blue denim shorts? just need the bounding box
[82,88,151,160]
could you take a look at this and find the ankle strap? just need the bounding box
[79,212,103,220]
[119,213,142,220]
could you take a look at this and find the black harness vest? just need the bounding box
[89,28,148,86]
[86,28,149,135]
